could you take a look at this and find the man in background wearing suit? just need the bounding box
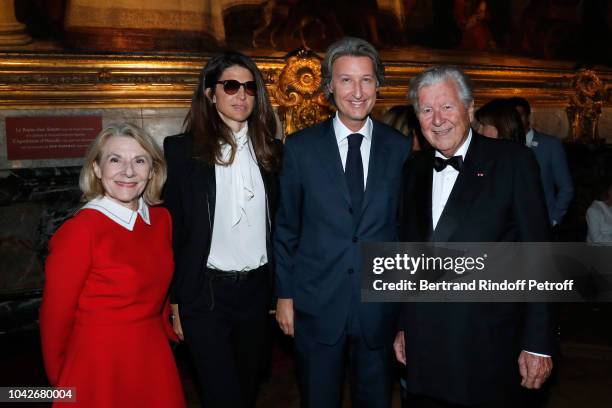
[395,66,556,407]
[274,37,411,407]
[508,96,574,227]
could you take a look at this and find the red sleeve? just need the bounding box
[39,215,92,385]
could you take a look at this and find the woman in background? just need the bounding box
[163,51,281,408]
[475,98,526,144]
[40,123,184,407]
[586,180,612,243]
[381,105,430,151]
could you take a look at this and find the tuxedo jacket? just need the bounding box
[274,118,411,348]
[163,133,281,306]
[530,130,574,224]
[398,133,556,405]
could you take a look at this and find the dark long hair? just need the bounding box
[475,98,526,145]
[381,105,431,151]
[184,52,280,171]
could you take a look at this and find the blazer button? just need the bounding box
[352,236,358,243]
[348,207,354,214]
[348,268,354,274]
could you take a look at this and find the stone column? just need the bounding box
[0,0,31,46]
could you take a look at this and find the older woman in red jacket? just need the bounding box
[40,123,184,407]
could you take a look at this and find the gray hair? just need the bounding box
[408,66,473,112]
[320,37,384,105]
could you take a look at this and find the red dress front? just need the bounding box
[40,206,185,407]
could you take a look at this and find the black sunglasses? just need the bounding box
[216,80,257,96]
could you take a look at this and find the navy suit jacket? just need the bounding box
[274,118,411,347]
[399,134,556,405]
[530,130,574,224]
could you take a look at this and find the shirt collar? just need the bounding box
[526,128,534,147]
[233,123,249,147]
[81,196,150,231]
[333,113,373,144]
[435,128,472,161]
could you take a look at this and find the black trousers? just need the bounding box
[181,265,271,408]
[404,391,525,408]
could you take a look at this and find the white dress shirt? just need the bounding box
[82,196,150,231]
[431,131,472,230]
[525,128,535,147]
[586,200,612,243]
[207,124,268,272]
[333,114,373,188]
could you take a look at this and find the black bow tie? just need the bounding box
[433,155,463,172]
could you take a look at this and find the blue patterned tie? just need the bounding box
[345,133,364,219]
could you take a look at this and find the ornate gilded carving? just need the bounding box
[566,69,608,142]
[0,51,610,142]
[272,49,332,137]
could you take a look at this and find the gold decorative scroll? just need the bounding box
[271,49,332,137]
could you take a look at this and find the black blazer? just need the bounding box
[398,133,556,405]
[163,133,281,305]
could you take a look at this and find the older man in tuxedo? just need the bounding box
[394,66,556,407]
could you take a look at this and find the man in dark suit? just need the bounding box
[508,96,574,227]
[274,37,411,407]
[394,66,556,407]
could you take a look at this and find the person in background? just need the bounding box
[508,96,574,227]
[163,51,282,408]
[586,179,612,243]
[40,123,185,408]
[474,98,526,144]
[381,104,431,151]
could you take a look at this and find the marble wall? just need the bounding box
[0,167,81,295]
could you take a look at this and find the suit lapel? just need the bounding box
[361,121,390,215]
[191,159,216,228]
[433,134,490,242]
[313,120,351,205]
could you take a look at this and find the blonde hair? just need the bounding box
[79,123,167,206]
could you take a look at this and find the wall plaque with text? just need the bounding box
[6,116,102,160]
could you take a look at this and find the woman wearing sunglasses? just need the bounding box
[163,52,282,408]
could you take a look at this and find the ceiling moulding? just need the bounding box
[0,51,609,112]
